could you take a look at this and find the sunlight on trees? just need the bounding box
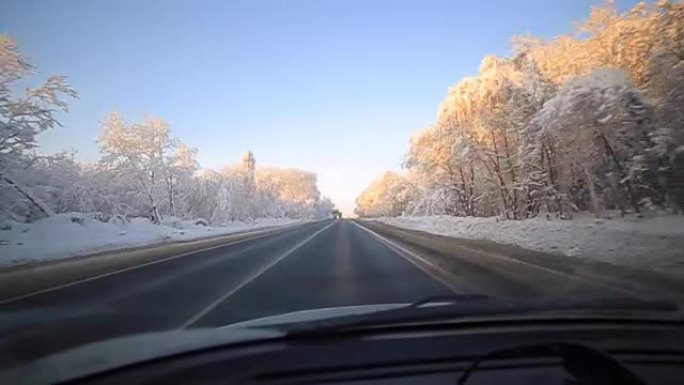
[356,1,684,219]
[0,35,77,220]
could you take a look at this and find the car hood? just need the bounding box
[0,303,408,385]
[3,300,680,385]
[221,303,407,329]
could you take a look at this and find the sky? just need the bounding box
[1,0,642,215]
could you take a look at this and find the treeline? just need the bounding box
[356,1,684,219]
[0,36,333,224]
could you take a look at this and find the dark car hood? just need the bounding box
[0,303,408,385]
[2,301,681,385]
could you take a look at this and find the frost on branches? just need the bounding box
[0,35,335,226]
[356,1,684,220]
[0,35,77,221]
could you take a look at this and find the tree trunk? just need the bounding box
[2,175,54,218]
[599,133,641,214]
[543,142,562,215]
[489,131,511,219]
[502,132,519,219]
[138,172,161,223]
[583,167,601,215]
[458,164,476,216]
[167,174,175,217]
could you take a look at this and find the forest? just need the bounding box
[356,1,684,219]
[0,36,334,225]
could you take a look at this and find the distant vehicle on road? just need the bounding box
[332,209,342,219]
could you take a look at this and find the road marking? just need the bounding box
[353,221,644,298]
[351,221,463,294]
[0,224,306,305]
[180,220,336,328]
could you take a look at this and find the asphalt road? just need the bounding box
[1,218,680,367]
[0,219,457,365]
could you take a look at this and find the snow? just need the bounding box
[371,213,684,277]
[0,213,303,267]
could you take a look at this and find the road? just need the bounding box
[1,218,681,367]
[0,219,456,365]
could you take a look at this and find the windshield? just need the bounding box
[1,0,683,368]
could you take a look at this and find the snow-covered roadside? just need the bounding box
[0,213,304,267]
[370,214,684,277]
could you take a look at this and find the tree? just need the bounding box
[0,35,77,220]
[166,142,199,217]
[97,112,176,223]
[533,68,653,215]
[644,45,684,211]
[357,1,684,219]
[355,172,416,217]
[0,37,332,224]
[425,55,526,218]
[256,167,322,218]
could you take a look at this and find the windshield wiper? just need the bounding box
[280,294,496,336]
[410,294,494,307]
[458,341,646,385]
[281,295,679,337]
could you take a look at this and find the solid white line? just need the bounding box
[351,221,462,293]
[0,224,304,305]
[180,221,336,328]
[353,221,642,297]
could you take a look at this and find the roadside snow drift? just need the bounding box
[372,214,684,277]
[0,214,302,267]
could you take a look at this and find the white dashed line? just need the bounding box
[180,221,336,328]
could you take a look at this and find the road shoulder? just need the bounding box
[358,220,684,303]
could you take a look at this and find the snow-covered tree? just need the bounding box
[256,167,322,218]
[97,112,177,223]
[315,197,336,219]
[0,38,332,224]
[357,1,684,219]
[0,35,77,220]
[166,142,199,217]
[355,172,417,217]
[645,49,684,211]
[533,68,654,214]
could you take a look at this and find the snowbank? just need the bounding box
[371,214,684,276]
[0,213,303,267]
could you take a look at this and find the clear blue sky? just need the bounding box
[1,0,641,215]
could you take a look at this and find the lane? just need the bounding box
[194,219,457,327]
[0,220,334,364]
[360,220,684,302]
[2,217,676,368]
[0,223,308,304]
